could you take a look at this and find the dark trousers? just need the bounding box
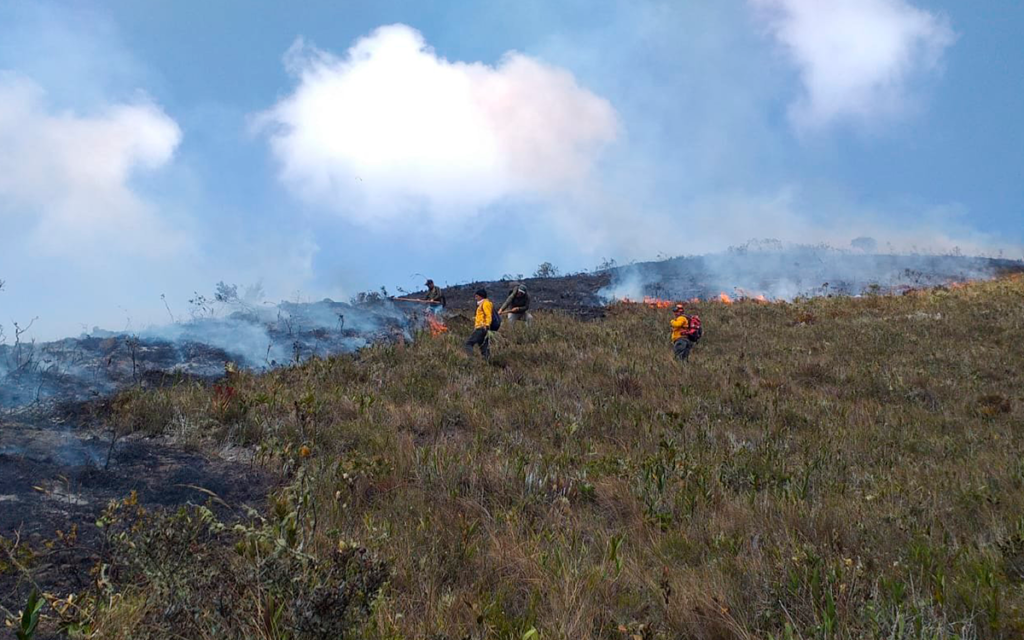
[465,328,490,358]
[673,338,693,361]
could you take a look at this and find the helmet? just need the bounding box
[674,303,685,313]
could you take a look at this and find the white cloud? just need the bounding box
[750,0,955,129]
[257,24,619,228]
[0,73,183,254]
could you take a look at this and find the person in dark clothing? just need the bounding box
[465,289,493,359]
[673,333,693,361]
[423,279,445,310]
[498,283,532,325]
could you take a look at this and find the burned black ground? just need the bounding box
[0,402,271,624]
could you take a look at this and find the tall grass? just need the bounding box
[84,275,1024,638]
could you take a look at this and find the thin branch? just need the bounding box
[161,293,176,324]
[13,316,37,336]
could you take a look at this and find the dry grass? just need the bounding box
[77,275,1024,638]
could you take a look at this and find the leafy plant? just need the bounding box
[16,590,43,640]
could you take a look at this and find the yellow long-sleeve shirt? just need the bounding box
[475,299,494,329]
[670,314,689,342]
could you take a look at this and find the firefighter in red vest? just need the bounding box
[670,303,701,361]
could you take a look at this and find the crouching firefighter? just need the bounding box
[465,288,499,359]
[498,282,532,325]
[670,303,702,361]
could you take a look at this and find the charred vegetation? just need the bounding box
[3,269,1024,638]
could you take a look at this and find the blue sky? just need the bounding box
[1,0,1022,339]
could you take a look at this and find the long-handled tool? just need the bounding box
[392,297,440,304]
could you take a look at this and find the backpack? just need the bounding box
[489,306,502,331]
[685,315,702,342]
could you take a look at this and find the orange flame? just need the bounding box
[734,287,771,303]
[619,296,673,309]
[718,292,733,305]
[425,315,448,336]
[643,296,673,309]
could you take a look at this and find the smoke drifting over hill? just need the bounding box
[7,246,1019,413]
[599,243,1019,302]
[0,296,419,411]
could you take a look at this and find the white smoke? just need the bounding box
[599,242,1018,304]
[0,294,423,410]
[256,24,619,228]
[750,0,956,129]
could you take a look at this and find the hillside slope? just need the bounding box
[426,251,1024,316]
[7,275,1024,639]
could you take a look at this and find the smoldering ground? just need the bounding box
[0,290,425,618]
[3,247,1021,413]
[414,245,1024,317]
[597,243,1024,302]
[0,292,422,573]
[0,294,422,412]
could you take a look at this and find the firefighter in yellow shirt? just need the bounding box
[670,302,698,361]
[465,288,494,359]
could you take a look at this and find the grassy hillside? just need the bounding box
[25,276,1024,638]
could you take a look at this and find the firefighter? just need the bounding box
[423,279,445,310]
[670,302,701,361]
[498,282,532,325]
[465,289,494,359]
